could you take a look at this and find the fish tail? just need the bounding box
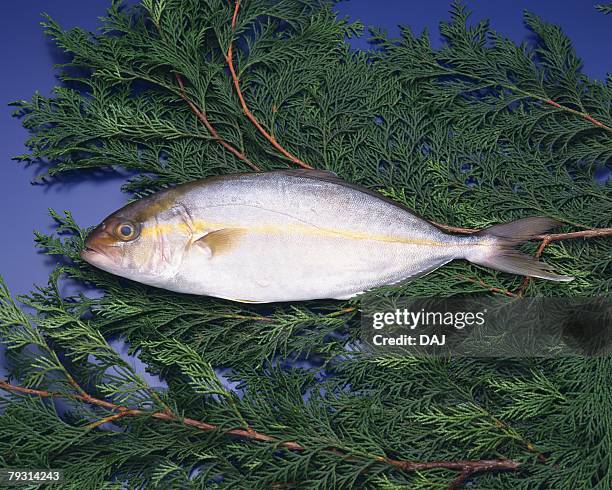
[465,217,574,282]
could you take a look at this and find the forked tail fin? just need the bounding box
[467,217,574,282]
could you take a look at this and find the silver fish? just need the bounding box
[80,170,572,302]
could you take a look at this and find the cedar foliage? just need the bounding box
[1,0,611,488]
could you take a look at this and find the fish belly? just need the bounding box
[179,231,455,302]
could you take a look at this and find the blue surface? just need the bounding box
[0,1,129,297]
[0,1,609,380]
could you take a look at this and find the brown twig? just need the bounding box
[174,74,260,171]
[66,373,90,398]
[515,237,551,296]
[384,457,521,490]
[536,227,612,243]
[543,99,612,132]
[431,222,480,234]
[449,470,472,490]
[84,409,141,430]
[433,222,612,243]
[225,1,313,169]
[326,306,358,317]
[458,274,519,298]
[0,379,519,485]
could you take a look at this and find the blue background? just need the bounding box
[0,1,609,379]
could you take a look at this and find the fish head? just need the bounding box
[80,190,194,285]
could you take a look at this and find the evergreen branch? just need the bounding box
[226,0,313,169]
[0,379,521,485]
[442,370,549,464]
[0,278,92,395]
[174,73,260,171]
[421,59,612,133]
[143,5,260,172]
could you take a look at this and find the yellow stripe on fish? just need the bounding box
[139,219,485,248]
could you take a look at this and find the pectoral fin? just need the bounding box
[192,228,246,258]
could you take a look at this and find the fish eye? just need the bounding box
[115,222,139,241]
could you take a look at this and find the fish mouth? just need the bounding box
[80,240,106,255]
[81,225,118,260]
[80,242,116,264]
[80,245,102,261]
[79,245,122,275]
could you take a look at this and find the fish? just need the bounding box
[80,169,573,302]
